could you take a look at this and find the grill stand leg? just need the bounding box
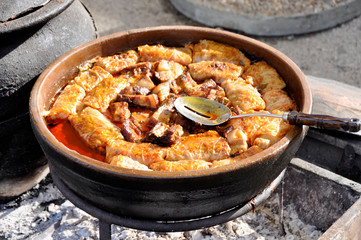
[99,220,112,240]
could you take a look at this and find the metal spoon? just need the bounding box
[174,96,360,132]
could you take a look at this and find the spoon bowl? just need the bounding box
[175,96,360,132]
[174,96,232,126]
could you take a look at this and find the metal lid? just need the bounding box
[0,0,74,34]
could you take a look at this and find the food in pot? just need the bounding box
[45,40,297,171]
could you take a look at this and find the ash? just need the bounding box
[0,177,322,240]
[193,0,348,17]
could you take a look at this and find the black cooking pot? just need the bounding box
[0,0,97,200]
[30,26,312,220]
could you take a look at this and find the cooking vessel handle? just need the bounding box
[287,111,360,132]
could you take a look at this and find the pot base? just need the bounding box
[51,167,285,232]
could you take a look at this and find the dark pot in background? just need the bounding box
[0,0,97,201]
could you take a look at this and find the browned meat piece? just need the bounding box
[185,79,226,102]
[106,140,167,166]
[94,50,139,74]
[83,76,129,112]
[154,60,186,82]
[110,102,144,142]
[223,118,248,154]
[121,62,155,75]
[176,73,226,103]
[170,105,212,135]
[118,94,159,109]
[176,72,198,93]
[189,40,251,66]
[149,160,210,171]
[165,131,231,161]
[148,95,176,126]
[130,75,155,91]
[183,79,213,97]
[161,124,184,145]
[73,66,112,92]
[144,122,183,147]
[109,101,131,122]
[69,107,123,151]
[121,62,155,91]
[138,44,192,65]
[131,112,152,132]
[145,122,168,142]
[209,90,231,106]
[46,84,86,124]
[121,120,143,143]
[121,85,151,96]
[166,72,197,95]
[188,61,244,84]
[221,79,265,111]
[107,155,150,170]
[242,61,286,93]
[263,89,297,112]
[169,80,183,94]
[152,82,170,102]
[170,111,193,133]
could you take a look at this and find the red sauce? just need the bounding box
[47,107,152,162]
[48,121,105,162]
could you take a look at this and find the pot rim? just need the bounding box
[30,25,312,179]
[0,0,74,34]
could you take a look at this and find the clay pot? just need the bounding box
[30,26,312,220]
[0,0,97,201]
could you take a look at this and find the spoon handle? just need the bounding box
[286,111,360,132]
